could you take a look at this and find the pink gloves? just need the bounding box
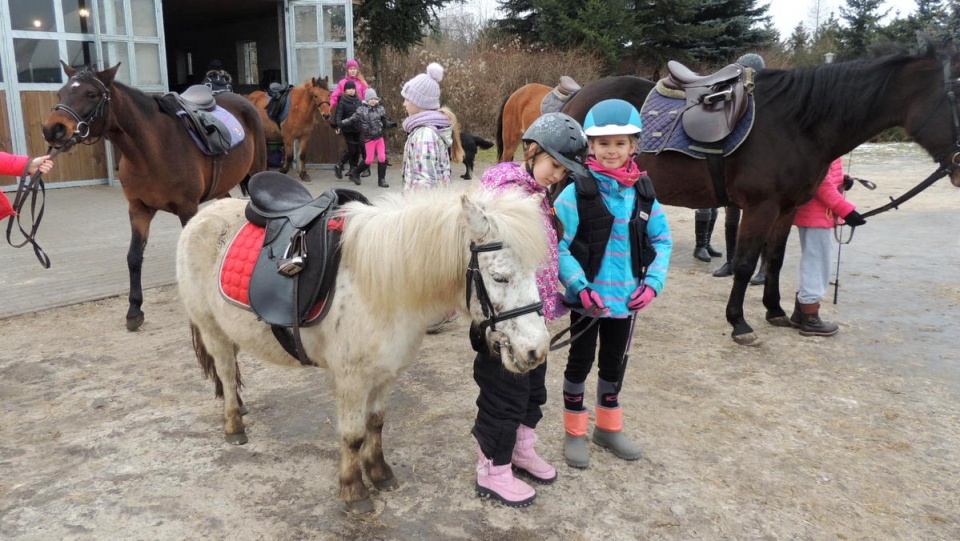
[578,288,609,316]
[627,284,656,312]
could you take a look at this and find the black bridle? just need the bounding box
[861,57,960,219]
[466,241,544,366]
[50,73,111,145]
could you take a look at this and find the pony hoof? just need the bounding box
[373,477,400,492]
[225,432,248,445]
[765,315,793,328]
[299,172,311,182]
[239,404,249,416]
[126,314,144,331]
[344,498,375,514]
[732,332,762,347]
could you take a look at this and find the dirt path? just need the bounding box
[1,144,958,540]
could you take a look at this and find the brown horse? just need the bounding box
[496,83,551,162]
[246,77,332,181]
[42,62,266,331]
[558,41,960,345]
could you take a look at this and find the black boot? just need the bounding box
[348,163,367,185]
[712,261,733,277]
[361,167,371,177]
[333,161,345,180]
[713,207,740,277]
[693,218,712,262]
[788,294,802,327]
[377,162,389,188]
[798,301,839,337]
[706,211,722,257]
[749,264,766,286]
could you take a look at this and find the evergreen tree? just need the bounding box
[354,0,456,78]
[837,0,889,59]
[685,0,776,65]
[787,23,810,53]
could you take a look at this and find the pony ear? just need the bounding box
[461,193,491,239]
[98,63,121,87]
[60,60,76,78]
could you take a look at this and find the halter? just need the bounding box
[861,56,960,219]
[51,73,111,144]
[465,241,544,368]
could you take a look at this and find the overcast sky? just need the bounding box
[444,0,920,38]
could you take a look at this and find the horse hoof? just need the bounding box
[225,432,248,445]
[344,498,375,514]
[126,314,144,331]
[299,172,311,182]
[732,332,762,347]
[373,477,400,492]
[765,315,793,328]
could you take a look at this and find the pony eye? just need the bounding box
[491,273,509,284]
[87,92,98,99]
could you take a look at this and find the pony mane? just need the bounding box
[339,186,547,313]
[760,41,939,134]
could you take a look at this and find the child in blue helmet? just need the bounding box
[553,99,673,468]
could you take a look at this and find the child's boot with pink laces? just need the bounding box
[475,440,536,507]
[511,424,557,484]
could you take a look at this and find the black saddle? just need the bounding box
[244,171,369,364]
[265,84,293,126]
[663,61,753,143]
[157,86,234,155]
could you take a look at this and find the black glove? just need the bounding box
[844,210,866,227]
[385,121,398,129]
[842,174,855,192]
[329,120,338,129]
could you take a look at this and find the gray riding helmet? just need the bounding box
[522,112,589,176]
[736,53,766,71]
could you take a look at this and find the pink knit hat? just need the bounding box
[346,59,359,70]
[401,62,444,110]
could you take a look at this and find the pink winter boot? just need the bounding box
[476,441,536,507]
[511,424,557,484]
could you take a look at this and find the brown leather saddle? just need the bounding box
[663,61,754,143]
[540,76,582,115]
[244,171,369,364]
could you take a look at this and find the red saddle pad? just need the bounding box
[219,222,264,308]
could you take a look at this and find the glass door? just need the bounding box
[285,0,352,86]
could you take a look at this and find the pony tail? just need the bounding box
[440,106,464,163]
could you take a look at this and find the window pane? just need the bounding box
[322,5,346,43]
[294,6,318,43]
[62,0,94,34]
[295,48,319,84]
[328,48,347,83]
[66,41,97,69]
[131,0,158,38]
[134,43,161,86]
[13,39,62,83]
[102,42,131,83]
[97,0,126,35]
[9,0,56,32]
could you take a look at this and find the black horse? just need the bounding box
[559,40,960,345]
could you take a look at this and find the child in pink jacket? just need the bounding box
[789,158,866,336]
[0,153,54,220]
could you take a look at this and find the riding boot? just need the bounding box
[377,162,389,188]
[333,160,345,180]
[348,163,367,185]
[706,212,722,257]
[563,409,590,469]
[749,264,767,286]
[592,406,643,461]
[713,207,740,277]
[693,218,712,262]
[788,293,802,327]
[798,301,839,337]
[361,166,371,178]
[475,439,536,507]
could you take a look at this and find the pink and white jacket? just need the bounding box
[480,162,567,322]
[794,159,855,229]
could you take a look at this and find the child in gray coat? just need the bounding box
[341,88,396,187]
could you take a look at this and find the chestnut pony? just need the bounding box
[42,62,266,331]
[557,41,960,345]
[246,77,332,181]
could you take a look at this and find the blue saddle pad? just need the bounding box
[639,89,754,158]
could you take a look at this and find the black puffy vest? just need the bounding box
[567,172,658,282]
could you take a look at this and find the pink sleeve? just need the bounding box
[814,159,855,218]
[0,152,30,177]
[330,79,345,107]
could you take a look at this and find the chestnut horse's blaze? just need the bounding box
[41,61,266,331]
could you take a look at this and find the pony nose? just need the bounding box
[43,123,67,144]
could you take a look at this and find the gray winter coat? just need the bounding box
[341,103,391,142]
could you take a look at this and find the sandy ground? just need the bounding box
[1,143,959,540]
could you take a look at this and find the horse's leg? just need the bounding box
[727,203,780,346]
[192,323,247,444]
[278,126,292,174]
[361,380,399,492]
[296,133,311,182]
[125,201,157,331]
[335,381,373,513]
[762,211,798,326]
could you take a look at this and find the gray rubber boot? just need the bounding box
[592,406,642,461]
[563,409,590,468]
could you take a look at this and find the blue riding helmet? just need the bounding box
[522,112,589,175]
[583,99,642,137]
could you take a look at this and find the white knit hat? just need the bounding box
[401,62,444,110]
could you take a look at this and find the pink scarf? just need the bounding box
[586,156,644,188]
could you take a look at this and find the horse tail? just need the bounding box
[495,93,509,162]
[191,323,242,399]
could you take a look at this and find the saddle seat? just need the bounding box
[555,75,581,97]
[661,60,752,144]
[180,84,216,111]
[541,76,582,115]
[241,172,368,364]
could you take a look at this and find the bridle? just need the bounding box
[466,241,544,370]
[862,56,960,219]
[50,73,111,145]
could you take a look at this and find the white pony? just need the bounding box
[176,186,551,514]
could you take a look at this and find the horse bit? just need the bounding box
[466,241,544,370]
[51,74,111,144]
